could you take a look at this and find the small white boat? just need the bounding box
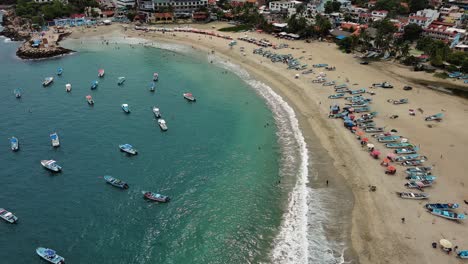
[153,72,159,81]
[50,132,60,147]
[118,77,126,85]
[41,160,62,172]
[65,83,71,92]
[396,192,429,200]
[122,104,130,113]
[119,144,137,155]
[42,77,54,87]
[36,247,65,264]
[10,137,19,151]
[98,69,105,77]
[158,119,168,131]
[0,208,18,223]
[183,93,196,102]
[152,106,161,118]
[86,95,94,105]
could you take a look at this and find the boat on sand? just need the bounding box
[396,192,429,200]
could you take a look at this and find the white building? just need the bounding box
[371,10,388,19]
[152,0,208,13]
[269,1,302,12]
[116,0,136,8]
[408,9,440,28]
[34,0,68,3]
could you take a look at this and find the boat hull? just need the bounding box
[36,247,65,264]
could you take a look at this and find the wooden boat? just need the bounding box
[158,119,168,131]
[328,93,345,99]
[395,154,427,162]
[457,250,468,259]
[323,81,335,86]
[425,203,459,210]
[377,135,401,143]
[396,192,429,200]
[56,68,63,76]
[395,147,417,154]
[50,132,60,147]
[41,160,62,172]
[14,88,21,98]
[42,77,54,87]
[349,88,366,95]
[334,84,348,89]
[119,144,137,155]
[0,208,18,223]
[98,69,105,77]
[10,137,19,151]
[405,180,432,189]
[153,72,159,81]
[152,106,161,118]
[428,208,465,221]
[150,82,155,92]
[86,95,94,105]
[121,104,130,113]
[65,84,71,92]
[425,113,443,121]
[406,175,436,182]
[385,142,412,148]
[365,127,384,133]
[142,191,170,203]
[393,98,408,105]
[91,80,98,90]
[406,166,432,174]
[402,159,425,166]
[36,247,65,264]
[183,93,196,102]
[118,77,126,85]
[354,107,370,113]
[104,175,129,189]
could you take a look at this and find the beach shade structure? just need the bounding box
[381,157,390,166]
[387,153,397,161]
[385,165,396,175]
[349,114,355,120]
[362,137,369,142]
[440,239,453,249]
[370,150,381,159]
[348,108,355,113]
[351,126,358,131]
[356,131,365,137]
[401,138,408,143]
[367,143,375,149]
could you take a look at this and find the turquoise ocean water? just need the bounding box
[0,36,288,263]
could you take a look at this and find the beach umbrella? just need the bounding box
[351,126,357,131]
[440,239,453,249]
[362,137,369,142]
[367,143,374,148]
[357,131,365,136]
[387,165,396,171]
[371,150,381,156]
[382,158,390,163]
[401,138,408,143]
[387,153,397,160]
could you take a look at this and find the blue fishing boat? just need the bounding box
[313,63,328,68]
[377,135,401,143]
[428,208,465,221]
[385,142,412,148]
[149,82,155,92]
[406,166,432,174]
[392,98,408,105]
[354,106,370,113]
[328,93,345,99]
[142,191,170,202]
[36,247,65,264]
[425,203,458,210]
[365,127,384,133]
[118,77,126,85]
[425,113,444,121]
[402,159,426,166]
[57,68,63,76]
[13,88,21,98]
[119,144,137,155]
[42,77,54,87]
[323,81,335,86]
[457,250,468,259]
[41,160,62,172]
[395,154,427,162]
[104,175,129,189]
[10,137,19,151]
[50,132,60,147]
[349,88,366,95]
[406,175,436,182]
[121,104,130,113]
[334,84,348,89]
[395,147,418,154]
[91,80,98,90]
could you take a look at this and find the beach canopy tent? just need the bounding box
[440,239,453,249]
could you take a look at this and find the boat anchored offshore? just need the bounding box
[14,88,21,98]
[104,175,129,189]
[0,208,18,223]
[50,132,60,147]
[98,69,105,77]
[42,77,54,87]
[86,95,94,105]
[183,93,196,102]
[118,77,126,85]
[91,80,98,90]
[153,72,159,81]
[57,68,63,76]
[119,144,137,155]
[10,137,19,151]
[41,160,62,172]
[142,191,170,202]
[149,82,155,92]
[158,119,168,131]
[65,84,71,92]
[152,106,161,118]
[121,104,130,113]
[36,247,65,264]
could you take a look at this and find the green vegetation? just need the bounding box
[409,0,429,13]
[402,23,423,42]
[324,0,341,14]
[15,0,98,24]
[219,24,252,32]
[434,72,449,79]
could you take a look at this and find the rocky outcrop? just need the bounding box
[16,44,74,59]
[0,11,30,41]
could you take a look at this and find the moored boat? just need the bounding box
[65,84,71,92]
[152,106,161,118]
[36,247,65,264]
[57,68,63,76]
[10,137,19,151]
[118,77,126,85]
[396,192,429,200]
[428,208,465,221]
[425,203,459,210]
[119,144,137,155]
[121,104,130,113]
[149,82,155,92]
[98,69,105,77]
[14,88,21,98]
[0,208,18,223]
[158,119,168,131]
[406,166,432,174]
[86,95,94,105]
[91,80,98,90]
[142,191,170,202]
[104,175,129,189]
[50,132,60,147]
[42,77,54,87]
[40,160,62,172]
[183,93,196,102]
[153,72,159,81]
[458,250,468,259]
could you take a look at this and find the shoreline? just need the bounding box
[69,23,468,264]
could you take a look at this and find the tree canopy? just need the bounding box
[324,0,341,14]
[409,0,428,13]
[402,23,423,42]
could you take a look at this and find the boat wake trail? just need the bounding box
[210,55,351,264]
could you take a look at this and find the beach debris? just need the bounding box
[369,185,377,192]
[390,115,399,119]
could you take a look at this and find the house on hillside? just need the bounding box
[408,9,440,28]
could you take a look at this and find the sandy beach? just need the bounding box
[70,23,468,263]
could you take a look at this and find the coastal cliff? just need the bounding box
[16,42,73,59]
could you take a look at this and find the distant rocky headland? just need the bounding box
[1,11,74,59]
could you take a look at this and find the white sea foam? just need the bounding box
[209,55,351,264]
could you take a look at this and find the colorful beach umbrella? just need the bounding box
[356,131,365,136]
[440,239,453,249]
[367,143,374,149]
[387,153,397,160]
[371,150,381,156]
[362,137,369,142]
[387,165,396,171]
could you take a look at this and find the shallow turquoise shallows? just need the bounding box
[0,38,284,263]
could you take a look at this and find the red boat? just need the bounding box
[98,69,105,77]
[183,93,196,102]
[142,191,170,203]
